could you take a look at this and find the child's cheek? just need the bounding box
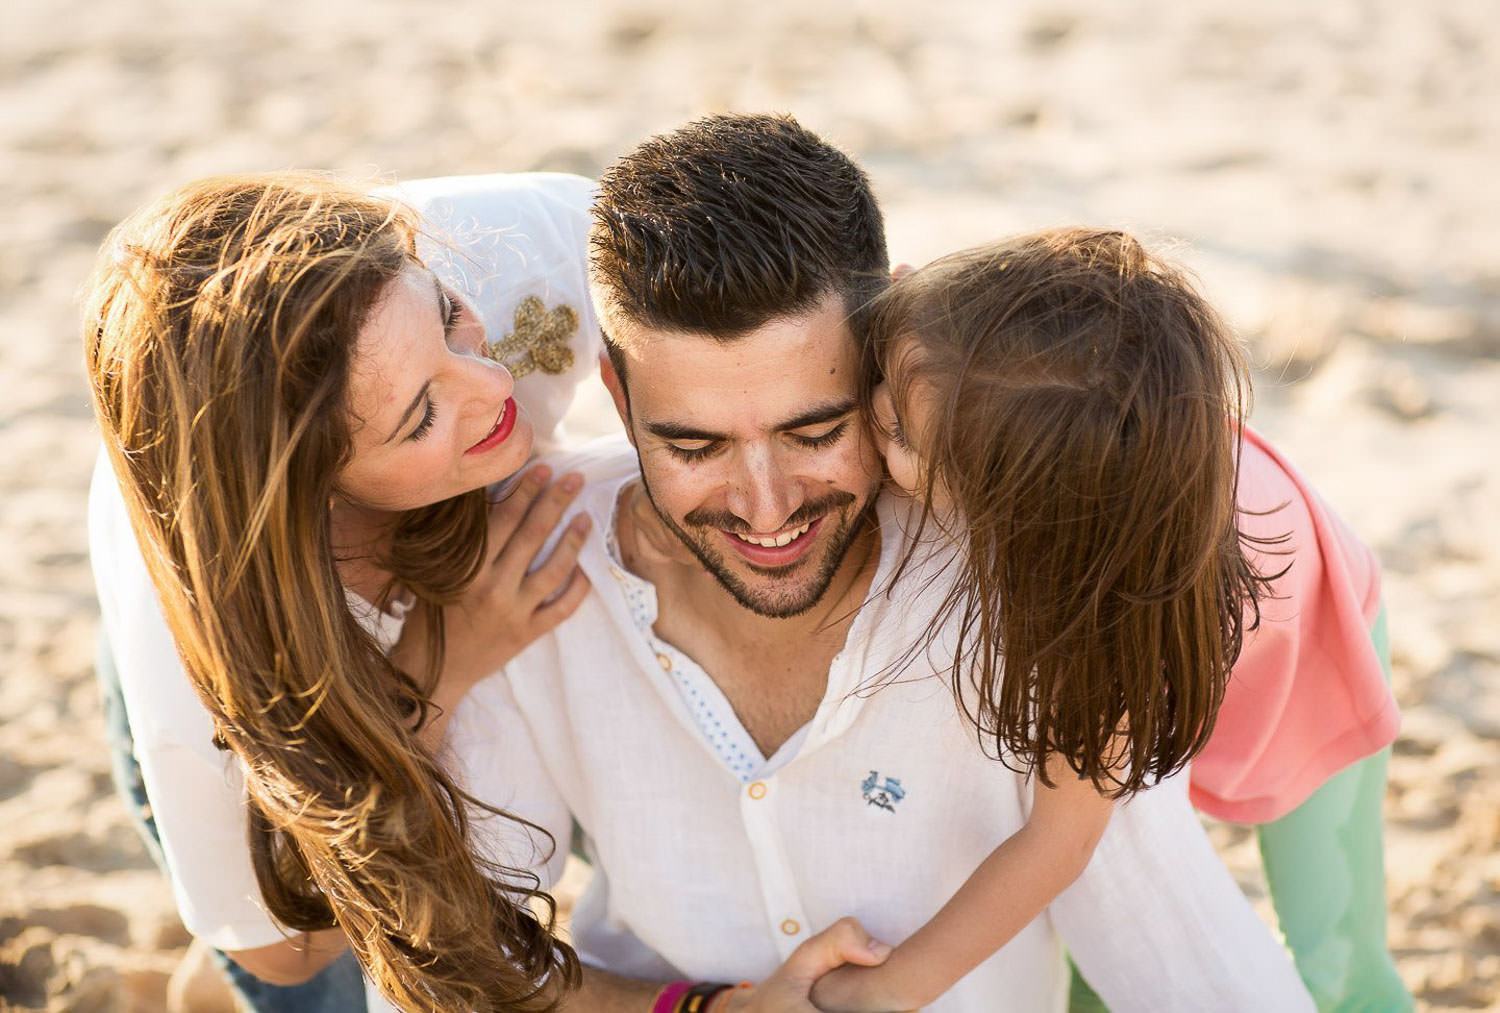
[884,444,923,497]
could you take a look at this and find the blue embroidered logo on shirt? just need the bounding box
[862,771,906,813]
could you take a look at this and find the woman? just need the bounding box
[87,170,888,1013]
[86,170,604,1012]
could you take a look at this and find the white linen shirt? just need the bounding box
[87,171,602,950]
[447,438,1315,1013]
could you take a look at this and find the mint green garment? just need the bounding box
[1069,607,1412,1011]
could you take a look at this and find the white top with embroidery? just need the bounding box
[87,171,602,950]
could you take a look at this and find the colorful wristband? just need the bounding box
[651,981,692,1013]
[680,982,733,1012]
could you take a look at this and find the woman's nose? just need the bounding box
[459,351,515,411]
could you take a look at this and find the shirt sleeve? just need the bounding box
[1048,772,1314,1012]
[88,452,290,950]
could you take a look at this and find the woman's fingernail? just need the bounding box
[528,464,552,484]
[867,940,893,958]
[560,472,583,493]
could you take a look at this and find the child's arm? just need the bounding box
[810,754,1116,1012]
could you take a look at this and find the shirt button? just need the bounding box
[780,919,800,936]
[655,652,672,671]
[747,781,767,800]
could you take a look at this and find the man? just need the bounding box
[449,114,1316,1010]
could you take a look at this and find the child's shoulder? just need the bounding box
[1236,425,1380,612]
[1237,427,1315,525]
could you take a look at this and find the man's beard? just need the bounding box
[637,475,878,619]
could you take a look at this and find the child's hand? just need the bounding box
[809,963,915,1012]
[394,464,591,722]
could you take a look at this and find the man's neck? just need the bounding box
[615,480,881,756]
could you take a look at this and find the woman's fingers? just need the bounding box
[486,464,554,548]
[490,469,585,580]
[519,513,591,605]
[529,563,593,633]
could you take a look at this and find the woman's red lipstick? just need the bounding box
[466,398,516,455]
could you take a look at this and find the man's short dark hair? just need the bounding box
[590,113,889,373]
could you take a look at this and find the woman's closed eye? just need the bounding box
[408,395,437,441]
[404,288,476,442]
[441,289,465,336]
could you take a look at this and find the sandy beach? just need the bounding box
[2,0,1496,1008]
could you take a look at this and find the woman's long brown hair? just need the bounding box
[84,173,578,1010]
[864,229,1281,796]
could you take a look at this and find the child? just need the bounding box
[811,229,1408,1011]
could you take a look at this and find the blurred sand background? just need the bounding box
[2,0,1496,1008]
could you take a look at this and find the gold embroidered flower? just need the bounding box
[484,296,578,378]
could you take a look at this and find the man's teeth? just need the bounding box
[737,523,811,548]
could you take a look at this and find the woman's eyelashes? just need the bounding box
[408,395,436,442]
[404,290,470,443]
[441,290,465,336]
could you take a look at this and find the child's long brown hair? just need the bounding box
[84,173,577,1010]
[865,229,1278,796]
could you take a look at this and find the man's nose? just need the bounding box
[725,446,802,533]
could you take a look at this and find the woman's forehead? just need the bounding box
[346,265,440,427]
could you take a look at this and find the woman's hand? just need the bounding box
[395,464,592,736]
[723,918,894,1012]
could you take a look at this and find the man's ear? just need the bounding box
[599,351,634,446]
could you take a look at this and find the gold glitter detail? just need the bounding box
[484,296,579,379]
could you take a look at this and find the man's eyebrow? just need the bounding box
[384,380,431,445]
[777,397,859,432]
[640,397,858,443]
[640,419,726,443]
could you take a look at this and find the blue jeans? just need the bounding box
[97,631,368,1012]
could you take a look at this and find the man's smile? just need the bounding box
[732,521,812,549]
[719,515,825,568]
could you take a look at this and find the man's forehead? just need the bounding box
[627,292,855,364]
[629,327,857,412]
